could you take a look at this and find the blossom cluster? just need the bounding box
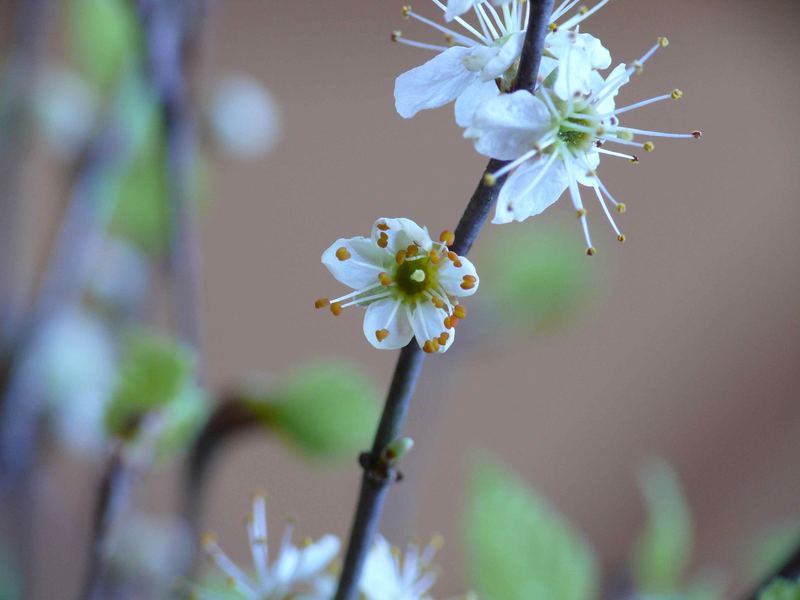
[193,494,449,600]
[317,0,699,353]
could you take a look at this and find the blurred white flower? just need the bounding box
[28,308,116,455]
[317,218,477,354]
[465,38,702,253]
[108,513,193,583]
[392,0,610,123]
[360,535,442,600]
[34,66,98,160]
[209,73,283,158]
[88,237,150,315]
[198,494,339,600]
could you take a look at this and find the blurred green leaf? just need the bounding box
[685,571,726,600]
[67,0,140,92]
[478,227,600,333]
[631,459,693,594]
[0,549,20,600]
[758,578,800,600]
[749,523,800,583]
[153,382,209,463]
[105,330,194,437]
[249,360,380,459]
[464,456,598,600]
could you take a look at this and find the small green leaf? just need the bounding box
[67,0,140,92]
[631,459,693,594]
[250,359,380,459]
[464,455,598,600]
[478,227,600,333]
[153,383,209,463]
[105,330,194,437]
[749,523,800,582]
[758,578,800,600]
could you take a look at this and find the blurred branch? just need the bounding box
[137,0,206,365]
[0,0,52,347]
[333,4,555,598]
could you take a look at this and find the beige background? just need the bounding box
[19,0,800,597]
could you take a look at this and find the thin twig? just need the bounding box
[334,4,554,597]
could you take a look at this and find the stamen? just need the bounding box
[592,184,623,239]
[340,291,392,309]
[335,247,351,261]
[377,232,389,248]
[396,249,407,265]
[559,0,610,30]
[330,302,342,316]
[379,272,393,286]
[430,0,491,43]
[393,33,449,51]
[439,230,455,246]
[375,329,390,342]
[476,4,501,39]
[314,298,330,309]
[453,305,466,319]
[404,8,478,46]
[438,332,450,345]
[615,125,697,139]
[406,243,419,257]
[597,147,638,161]
[596,178,626,213]
[377,222,390,231]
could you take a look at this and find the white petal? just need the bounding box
[360,537,402,599]
[438,255,479,298]
[580,33,611,69]
[322,237,386,290]
[493,156,569,223]
[454,80,499,128]
[371,218,433,254]
[480,31,525,81]
[291,535,340,581]
[363,298,413,350]
[466,91,551,160]
[595,63,629,115]
[394,46,478,119]
[444,0,475,20]
[408,302,453,351]
[553,43,594,100]
[576,150,600,186]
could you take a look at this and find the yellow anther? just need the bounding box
[330,302,342,316]
[586,170,597,178]
[378,272,392,286]
[377,232,389,248]
[423,340,436,354]
[643,141,655,152]
[443,316,454,330]
[201,532,217,548]
[395,249,406,265]
[375,329,390,342]
[617,234,626,243]
[401,5,411,18]
[335,246,351,261]
[616,203,627,214]
[439,230,455,246]
[692,130,703,139]
[302,537,313,548]
[437,332,449,346]
[671,88,683,100]
[406,243,418,257]
[576,208,587,218]
[633,60,643,75]
[430,532,445,549]
[586,247,597,256]
[444,33,455,47]
[431,296,445,309]
[629,155,639,164]
[453,305,466,319]
[579,5,589,14]
[429,248,441,264]
[377,222,390,231]
[548,22,558,32]
[460,281,475,291]
[658,36,669,48]
[462,275,476,284]
[447,251,458,263]
[315,298,330,309]
[450,316,461,327]
[483,172,497,186]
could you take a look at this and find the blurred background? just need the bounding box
[1,0,799,598]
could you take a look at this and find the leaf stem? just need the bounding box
[334,5,553,596]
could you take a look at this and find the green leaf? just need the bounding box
[758,578,800,600]
[631,459,693,594]
[67,0,140,92]
[105,330,195,437]
[749,523,800,582]
[478,227,600,333]
[250,359,380,459]
[153,383,209,463]
[464,456,598,600]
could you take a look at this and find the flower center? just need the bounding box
[394,257,436,301]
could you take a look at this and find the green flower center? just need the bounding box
[394,256,438,302]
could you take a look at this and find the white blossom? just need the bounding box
[197,494,339,600]
[392,0,611,124]
[359,535,441,600]
[317,218,478,354]
[465,38,702,254]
